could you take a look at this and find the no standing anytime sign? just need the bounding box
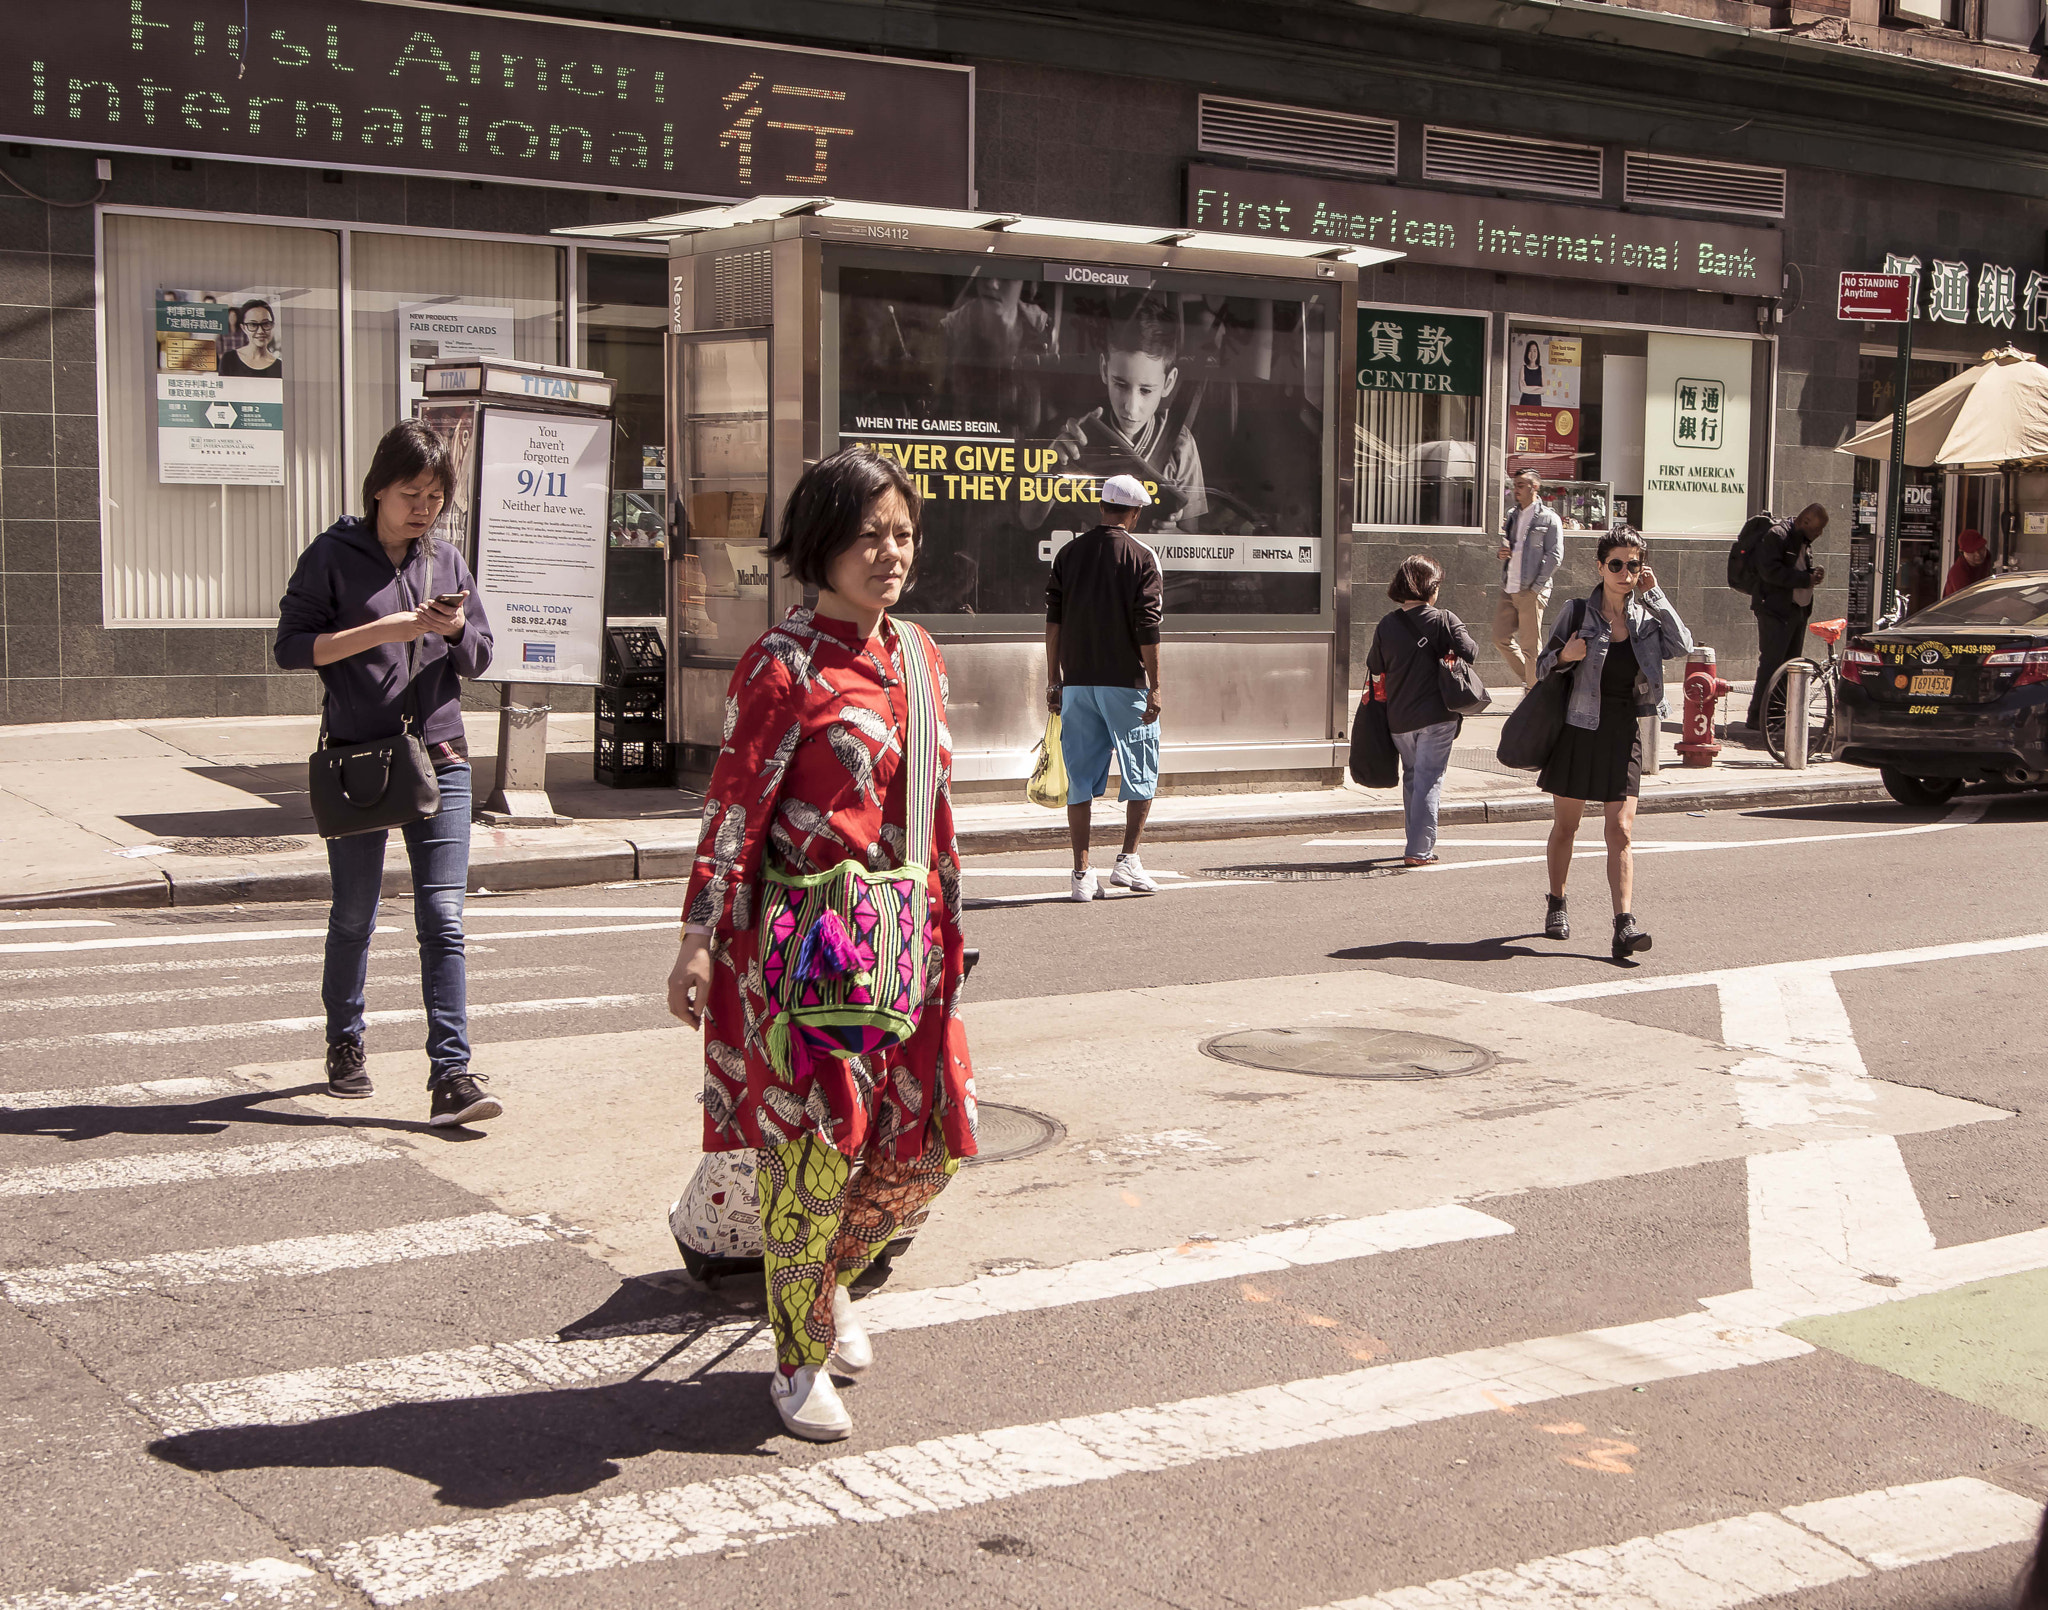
[1838,272,1914,323]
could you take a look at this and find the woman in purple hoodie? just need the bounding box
[275,420,499,1128]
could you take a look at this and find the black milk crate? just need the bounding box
[596,685,663,721]
[594,710,673,787]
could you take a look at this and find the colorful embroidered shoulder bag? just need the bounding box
[756,620,941,1080]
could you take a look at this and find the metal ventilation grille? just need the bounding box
[1623,151,1787,220]
[1197,95,1397,177]
[1422,127,1603,199]
[710,248,772,327]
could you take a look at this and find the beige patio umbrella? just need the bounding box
[1839,345,2048,572]
[1839,345,2048,469]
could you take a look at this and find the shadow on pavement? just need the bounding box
[151,1280,786,1505]
[0,1084,470,1143]
[1332,934,1616,967]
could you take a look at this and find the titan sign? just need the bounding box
[11,0,973,203]
[1186,165,1781,296]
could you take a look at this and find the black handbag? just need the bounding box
[1496,601,1582,772]
[1397,608,1491,718]
[1348,692,1399,789]
[308,549,444,839]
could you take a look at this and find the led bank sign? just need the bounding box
[9,0,972,203]
[1185,164,1782,296]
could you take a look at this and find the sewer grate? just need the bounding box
[1200,1027,1495,1081]
[964,1103,1065,1165]
[160,836,313,856]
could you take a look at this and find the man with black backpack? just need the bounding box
[1734,503,1829,733]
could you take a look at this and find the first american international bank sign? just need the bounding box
[9,0,972,203]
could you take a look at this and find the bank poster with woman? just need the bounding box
[152,287,285,485]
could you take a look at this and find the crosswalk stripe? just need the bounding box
[0,922,676,957]
[0,1212,552,1305]
[1,1075,244,1111]
[1321,1478,2039,1609]
[0,1135,394,1199]
[0,965,588,1017]
[0,919,115,931]
[106,1313,1809,1608]
[0,995,648,1055]
[135,1204,1513,1435]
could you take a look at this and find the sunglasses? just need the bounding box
[1605,557,1643,574]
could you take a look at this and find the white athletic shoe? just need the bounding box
[769,1364,852,1441]
[826,1283,872,1377]
[1070,868,1101,902]
[1110,853,1157,893]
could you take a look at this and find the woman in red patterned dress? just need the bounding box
[666,447,976,1442]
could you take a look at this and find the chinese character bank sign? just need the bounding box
[8,0,971,203]
[1356,310,1485,397]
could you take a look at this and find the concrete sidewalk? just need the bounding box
[0,698,1888,908]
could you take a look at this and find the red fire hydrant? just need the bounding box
[1677,646,1733,767]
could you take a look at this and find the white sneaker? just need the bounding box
[1070,869,1101,902]
[769,1364,852,1441]
[1110,853,1157,893]
[826,1283,871,1377]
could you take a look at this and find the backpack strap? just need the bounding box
[890,619,941,873]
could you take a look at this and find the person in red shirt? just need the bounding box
[1944,528,1994,597]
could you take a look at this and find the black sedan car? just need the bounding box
[1837,571,2048,805]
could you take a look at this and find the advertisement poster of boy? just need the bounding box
[1048,297,1208,532]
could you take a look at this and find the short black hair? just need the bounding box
[1388,554,1443,603]
[1106,294,1178,364]
[1596,525,1646,564]
[362,418,456,519]
[237,298,274,323]
[767,446,921,590]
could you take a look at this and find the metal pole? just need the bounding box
[1782,661,1811,771]
[1881,316,1913,620]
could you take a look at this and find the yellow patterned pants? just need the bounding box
[757,1125,957,1368]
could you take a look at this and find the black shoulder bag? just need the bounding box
[307,548,443,840]
[1396,608,1491,719]
[1496,598,1582,772]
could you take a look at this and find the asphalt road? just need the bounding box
[5,790,2048,1609]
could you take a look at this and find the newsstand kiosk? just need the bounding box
[417,357,617,823]
[563,198,1396,794]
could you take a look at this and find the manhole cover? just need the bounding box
[1200,1027,1495,1082]
[965,1102,1064,1165]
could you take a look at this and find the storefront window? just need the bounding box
[104,213,343,624]
[829,254,1332,620]
[1503,322,1763,538]
[1354,308,1485,529]
[579,250,670,618]
[348,233,562,479]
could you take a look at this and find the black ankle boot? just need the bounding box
[1613,912,1652,960]
[1545,894,1569,941]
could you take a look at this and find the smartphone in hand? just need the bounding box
[432,591,468,608]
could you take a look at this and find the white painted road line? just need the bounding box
[1520,928,2048,1003]
[1322,1478,2039,1610]
[966,879,1247,907]
[116,1313,1811,1607]
[1,1075,244,1112]
[137,1204,1514,1435]
[0,994,648,1055]
[0,919,115,931]
[0,1212,551,1305]
[0,965,588,1017]
[0,1134,395,1199]
[0,922,678,956]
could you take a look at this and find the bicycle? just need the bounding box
[1761,617,1846,766]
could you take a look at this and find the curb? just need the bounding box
[0,775,1890,911]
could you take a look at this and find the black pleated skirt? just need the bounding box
[1539,699,1642,802]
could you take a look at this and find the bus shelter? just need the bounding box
[563,199,1400,794]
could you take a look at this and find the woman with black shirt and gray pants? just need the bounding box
[1366,555,1478,867]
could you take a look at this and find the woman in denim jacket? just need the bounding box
[1533,527,1693,961]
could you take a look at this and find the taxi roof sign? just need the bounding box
[1839,271,1914,323]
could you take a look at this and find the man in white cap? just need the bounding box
[1045,474,1165,901]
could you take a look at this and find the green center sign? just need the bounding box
[1356,309,1485,397]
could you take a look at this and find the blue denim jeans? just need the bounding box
[322,760,471,1086]
[1391,720,1458,860]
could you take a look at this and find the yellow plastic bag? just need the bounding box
[1026,712,1068,809]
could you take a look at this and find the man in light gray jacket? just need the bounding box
[1494,469,1565,689]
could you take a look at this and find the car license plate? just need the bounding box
[1909,673,1952,696]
